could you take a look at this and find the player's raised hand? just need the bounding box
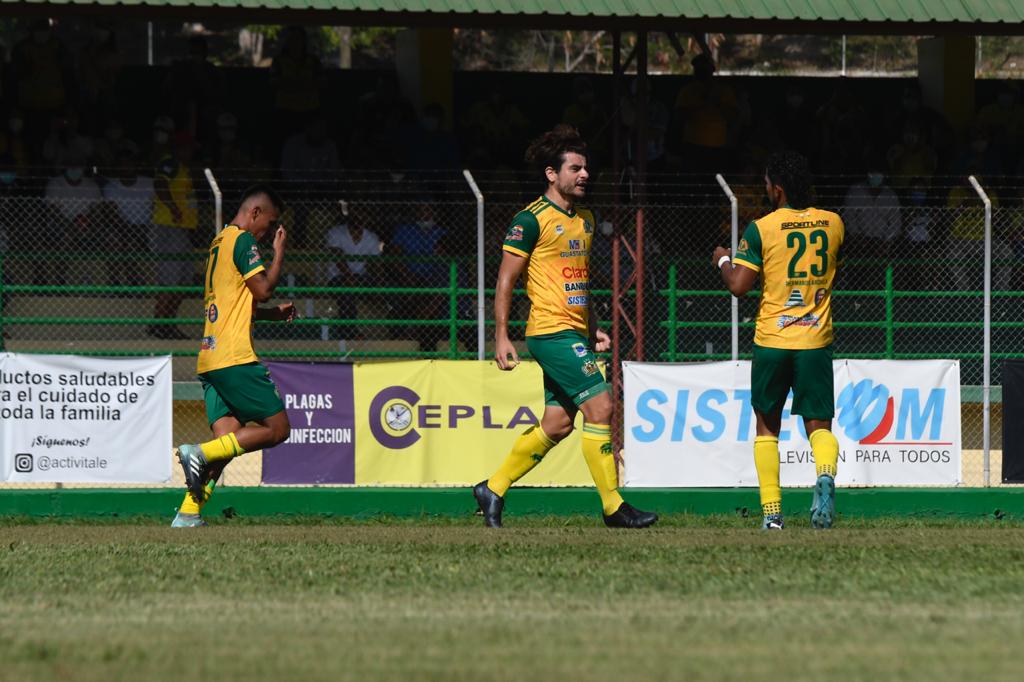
[495,337,520,370]
[594,328,612,352]
[712,246,731,267]
[277,302,297,322]
[273,225,288,253]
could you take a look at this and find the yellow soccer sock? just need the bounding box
[487,425,557,496]
[199,433,245,463]
[754,436,782,517]
[809,428,839,478]
[177,478,217,515]
[581,423,624,515]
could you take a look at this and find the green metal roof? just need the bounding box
[6,0,1024,29]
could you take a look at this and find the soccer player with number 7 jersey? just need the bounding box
[171,185,296,527]
[713,152,845,530]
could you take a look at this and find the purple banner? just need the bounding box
[262,362,355,484]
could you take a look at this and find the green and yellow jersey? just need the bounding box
[153,155,198,229]
[733,206,844,350]
[502,196,596,337]
[196,225,266,374]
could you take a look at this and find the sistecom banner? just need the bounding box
[0,353,172,483]
[624,359,961,487]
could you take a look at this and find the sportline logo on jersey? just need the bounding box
[836,380,949,446]
[368,385,539,449]
[623,360,961,487]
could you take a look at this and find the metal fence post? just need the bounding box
[716,174,739,361]
[463,169,485,361]
[969,175,992,487]
[203,168,223,234]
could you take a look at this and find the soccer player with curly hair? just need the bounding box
[713,151,845,530]
[473,125,658,529]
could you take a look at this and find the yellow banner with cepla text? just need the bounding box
[353,360,594,485]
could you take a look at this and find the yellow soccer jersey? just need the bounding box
[733,206,844,350]
[153,156,198,229]
[196,225,266,373]
[502,196,596,337]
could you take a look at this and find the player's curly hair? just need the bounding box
[765,151,813,209]
[525,125,587,176]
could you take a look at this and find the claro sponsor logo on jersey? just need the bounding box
[369,385,540,449]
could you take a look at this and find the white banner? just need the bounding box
[0,354,172,482]
[624,360,961,487]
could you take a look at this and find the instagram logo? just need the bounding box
[14,453,33,473]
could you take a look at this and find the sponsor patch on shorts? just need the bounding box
[582,359,599,376]
[571,342,588,358]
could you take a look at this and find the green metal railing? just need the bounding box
[660,262,1024,363]
[0,257,617,360]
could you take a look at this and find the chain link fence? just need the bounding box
[0,168,1019,488]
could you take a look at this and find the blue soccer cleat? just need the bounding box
[761,514,785,530]
[170,512,207,528]
[175,444,209,503]
[810,474,836,529]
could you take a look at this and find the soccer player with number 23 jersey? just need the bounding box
[714,152,845,530]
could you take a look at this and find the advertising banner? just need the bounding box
[263,362,356,484]
[353,360,592,485]
[0,353,172,482]
[624,360,961,487]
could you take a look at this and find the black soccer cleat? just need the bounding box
[473,480,504,528]
[603,501,658,529]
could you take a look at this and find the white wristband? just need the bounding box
[717,255,731,269]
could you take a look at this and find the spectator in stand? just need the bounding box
[150,133,200,339]
[42,108,94,171]
[160,35,223,148]
[951,126,1002,178]
[389,202,448,350]
[93,119,132,171]
[77,22,122,128]
[350,74,413,169]
[43,158,103,284]
[776,83,817,161]
[11,19,73,149]
[621,78,671,172]
[562,76,608,163]
[816,83,869,177]
[462,85,528,169]
[975,82,1024,175]
[270,26,323,153]
[149,115,176,166]
[842,159,902,291]
[901,179,936,291]
[102,143,153,285]
[0,109,30,171]
[887,121,937,188]
[211,112,256,172]
[672,53,738,173]
[280,116,340,183]
[325,201,383,338]
[407,103,460,172]
[886,83,953,169]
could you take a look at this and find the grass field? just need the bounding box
[2,515,1023,682]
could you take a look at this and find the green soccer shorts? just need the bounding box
[750,344,835,420]
[526,330,609,413]
[199,362,286,427]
